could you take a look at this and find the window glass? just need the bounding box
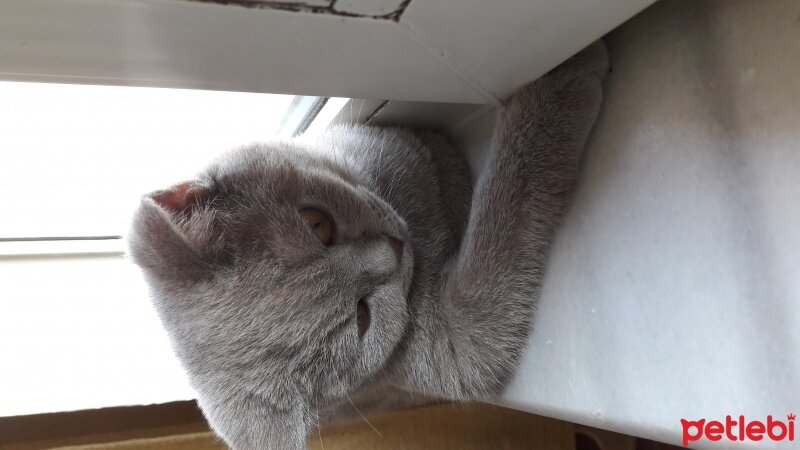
[0,81,296,238]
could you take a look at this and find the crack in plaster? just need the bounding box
[186,0,413,22]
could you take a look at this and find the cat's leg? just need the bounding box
[401,41,609,399]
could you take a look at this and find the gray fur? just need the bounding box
[128,41,608,449]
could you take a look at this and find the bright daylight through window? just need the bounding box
[0,81,346,416]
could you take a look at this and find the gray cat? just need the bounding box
[129,41,608,449]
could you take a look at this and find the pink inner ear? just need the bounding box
[151,181,208,213]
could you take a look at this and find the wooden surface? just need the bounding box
[1,401,685,449]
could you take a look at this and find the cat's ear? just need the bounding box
[128,181,216,281]
[150,181,210,217]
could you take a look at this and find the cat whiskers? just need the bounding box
[346,392,383,438]
[316,406,325,450]
[332,139,356,182]
[356,99,365,123]
[377,144,385,175]
[386,167,409,200]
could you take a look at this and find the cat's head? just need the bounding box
[128,140,412,445]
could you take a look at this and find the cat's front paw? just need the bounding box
[503,40,608,141]
[507,40,608,114]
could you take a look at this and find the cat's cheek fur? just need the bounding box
[198,394,310,450]
[357,281,410,375]
[357,238,415,373]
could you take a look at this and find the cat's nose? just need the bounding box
[388,237,404,264]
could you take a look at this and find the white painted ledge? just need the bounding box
[499,1,800,448]
[0,0,652,104]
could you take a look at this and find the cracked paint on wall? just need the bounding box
[186,0,413,22]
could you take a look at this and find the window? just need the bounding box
[0,81,348,416]
[0,81,351,243]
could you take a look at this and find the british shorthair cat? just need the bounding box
[129,41,608,449]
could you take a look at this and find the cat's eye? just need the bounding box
[300,208,334,245]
